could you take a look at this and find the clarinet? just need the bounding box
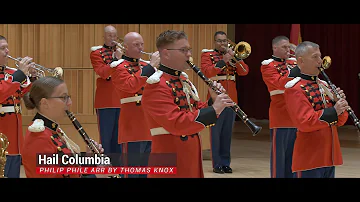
[318,67,360,132]
[65,110,101,154]
[186,60,262,136]
[65,110,120,178]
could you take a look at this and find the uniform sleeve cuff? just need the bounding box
[215,60,226,69]
[12,70,28,84]
[320,107,338,125]
[195,107,217,127]
[208,97,213,106]
[141,64,156,78]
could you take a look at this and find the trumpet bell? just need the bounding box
[322,56,332,69]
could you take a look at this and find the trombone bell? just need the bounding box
[234,41,251,60]
[322,56,332,70]
[227,39,251,60]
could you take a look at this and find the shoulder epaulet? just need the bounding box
[90,46,103,52]
[261,59,274,65]
[146,70,163,84]
[285,77,301,88]
[28,119,45,132]
[286,57,297,61]
[140,59,150,64]
[201,49,214,53]
[110,59,125,68]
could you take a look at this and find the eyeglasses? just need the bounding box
[215,39,228,44]
[48,95,71,103]
[167,48,192,54]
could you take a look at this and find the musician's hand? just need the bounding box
[212,93,235,116]
[29,65,37,77]
[18,56,34,75]
[334,98,349,115]
[208,81,226,101]
[86,140,104,154]
[223,53,232,63]
[150,51,160,68]
[115,48,123,60]
[333,87,346,102]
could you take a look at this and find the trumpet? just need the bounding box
[319,56,360,132]
[141,51,153,60]
[7,55,63,78]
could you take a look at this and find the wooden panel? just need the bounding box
[0,25,8,38]
[1,24,227,151]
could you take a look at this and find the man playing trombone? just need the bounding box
[0,35,37,178]
[200,31,249,174]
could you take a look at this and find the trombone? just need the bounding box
[7,55,63,78]
[227,39,251,72]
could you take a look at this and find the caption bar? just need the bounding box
[36,166,177,174]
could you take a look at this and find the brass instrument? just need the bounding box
[141,51,153,60]
[186,58,262,136]
[0,133,9,178]
[113,38,153,61]
[112,38,125,51]
[319,56,360,132]
[289,43,297,57]
[7,55,63,78]
[227,39,251,72]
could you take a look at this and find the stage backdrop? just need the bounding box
[235,24,359,127]
[0,24,227,151]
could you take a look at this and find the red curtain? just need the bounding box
[235,24,359,126]
[290,24,302,45]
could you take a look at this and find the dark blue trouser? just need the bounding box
[296,166,335,178]
[270,128,297,178]
[96,108,122,155]
[210,107,236,169]
[122,141,151,178]
[4,155,21,178]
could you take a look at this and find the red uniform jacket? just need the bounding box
[90,44,121,109]
[142,64,218,178]
[200,49,249,104]
[284,73,349,172]
[111,55,155,144]
[22,112,81,178]
[0,66,32,155]
[260,56,298,128]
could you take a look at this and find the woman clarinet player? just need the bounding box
[21,76,111,178]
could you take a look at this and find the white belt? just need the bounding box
[0,106,20,114]
[210,75,235,81]
[120,95,142,104]
[269,90,285,96]
[150,127,170,136]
